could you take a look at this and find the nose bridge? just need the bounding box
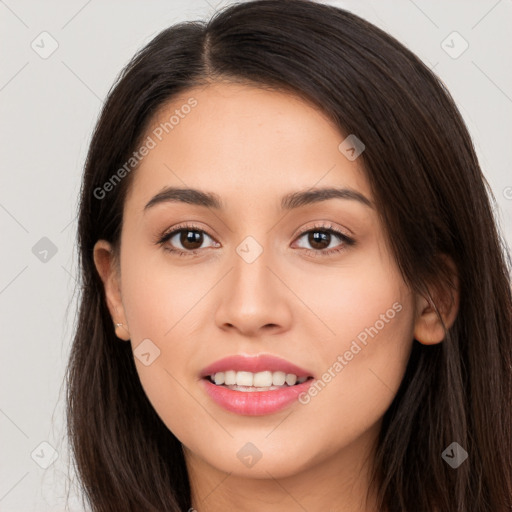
[230,233,275,300]
[214,232,292,334]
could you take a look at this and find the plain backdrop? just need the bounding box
[1,0,511,510]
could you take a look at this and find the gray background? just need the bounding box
[1,0,511,510]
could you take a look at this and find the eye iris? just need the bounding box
[309,231,330,249]
[181,230,203,250]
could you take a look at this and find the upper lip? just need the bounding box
[201,354,314,379]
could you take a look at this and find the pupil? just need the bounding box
[309,231,329,249]
[181,230,202,249]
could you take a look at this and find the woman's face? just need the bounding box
[98,82,417,480]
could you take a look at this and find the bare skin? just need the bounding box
[93,82,459,511]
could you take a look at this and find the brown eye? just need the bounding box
[166,229,216,252]
[176,230,204,250]
[295,228,350,252]
[306,231,331,250]
[292,223,355,258]
[156,224,220,256]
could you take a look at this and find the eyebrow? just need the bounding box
[143,186,374,212]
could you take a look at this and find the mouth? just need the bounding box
[200,354,315,415]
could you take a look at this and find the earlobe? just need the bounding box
[413,256,459,345]
[93,240,130,341]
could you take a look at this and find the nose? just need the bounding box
[214,244,293,338]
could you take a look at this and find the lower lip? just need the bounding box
[201,378,314,416]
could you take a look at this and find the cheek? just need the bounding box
[118,245,215,440]
[120,242,206,340]
[292,246,411,352]
[300,309,413,460]
[292,250,414,435]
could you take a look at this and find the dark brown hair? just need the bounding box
[66,1,512,510]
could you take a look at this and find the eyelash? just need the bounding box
[155,222,356,258]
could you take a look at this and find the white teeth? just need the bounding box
[285,373,297,386]
[253,371,273,387]
[236,371,253,386]
[272,371,286,386]
[210,370,309,388]
[224,370,236,385]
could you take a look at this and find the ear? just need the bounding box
[93,240,130,341]
[413,255,459,345]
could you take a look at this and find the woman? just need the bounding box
[66,1,512,510]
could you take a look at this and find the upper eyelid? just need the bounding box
[295,223,349,237]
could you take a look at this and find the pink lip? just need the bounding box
[200,354,314,416]
[200,354,313,379]
[201,378,313,416]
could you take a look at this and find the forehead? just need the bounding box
[126,82,372,212]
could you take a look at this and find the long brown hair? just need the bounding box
[66,1,512,510]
